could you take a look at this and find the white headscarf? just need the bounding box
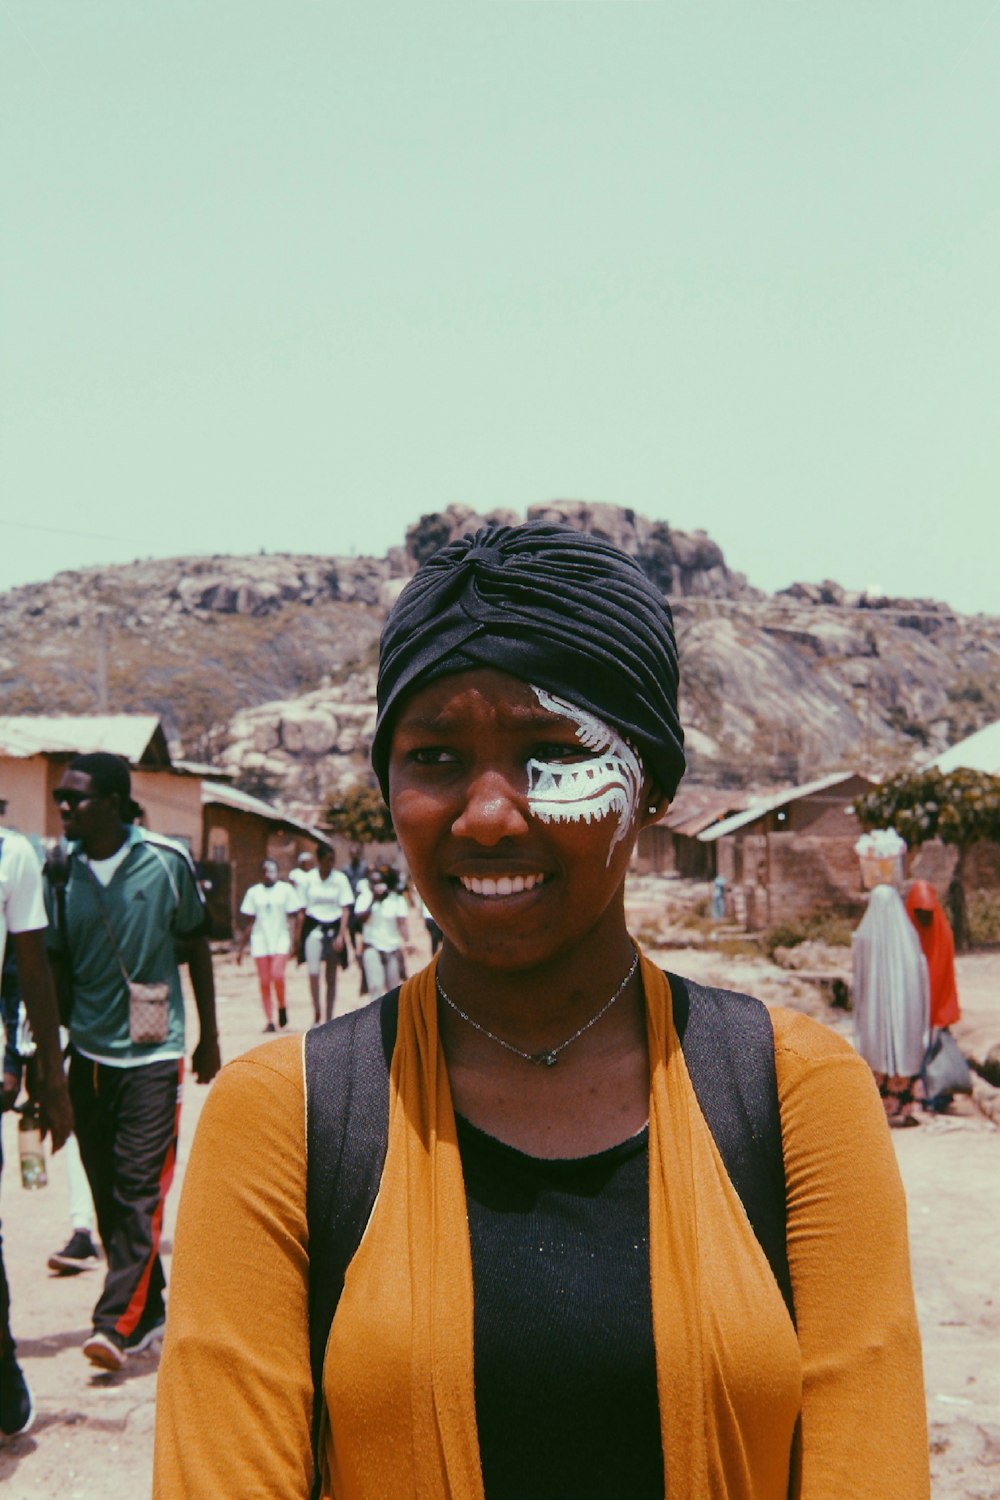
[852,884,929,1076]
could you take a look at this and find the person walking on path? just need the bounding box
[288,849,316,899]
[3,955,100,1276]
[236,859,302,1032]
[905,879,962,1111]
[852,883,930,1125]
[341,843,370,969]
[297,845,353,1025]
[47,752,219,1374]
[0,816,73,1439]
[354,866,411,998]
[905,880,961,1029]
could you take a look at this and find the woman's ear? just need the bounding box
[639,782,669,828]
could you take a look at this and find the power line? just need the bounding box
[0,518,148,546]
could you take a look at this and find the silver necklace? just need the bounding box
[436,947,639,1069]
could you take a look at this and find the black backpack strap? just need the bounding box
[305,990,399,1498]
[668,971,794,1322]
[304,973,792,1490]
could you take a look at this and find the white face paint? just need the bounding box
[527,687,644,865]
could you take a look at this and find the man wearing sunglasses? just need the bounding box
[48,753,219,1373]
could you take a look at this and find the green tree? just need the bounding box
[855,767,1000,949]
[323,781,395,844]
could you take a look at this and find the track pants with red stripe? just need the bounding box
[68,1052,182,1340]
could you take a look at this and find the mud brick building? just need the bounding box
[698,771,876,929]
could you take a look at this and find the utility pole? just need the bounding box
[95,610,109,712]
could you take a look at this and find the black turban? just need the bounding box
[371,521,685,802]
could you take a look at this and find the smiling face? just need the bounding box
[388,668,660,973]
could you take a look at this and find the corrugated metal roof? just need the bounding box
[661,786,748,838]
[929,719,1000,775]
[0,714,164,763]
[697,770,870,842]
[201,781,323,840]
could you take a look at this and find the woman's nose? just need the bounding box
[451,770,530,845]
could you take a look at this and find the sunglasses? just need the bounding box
[52,788,95,809]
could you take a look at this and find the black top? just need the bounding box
[456,1114,664,1500]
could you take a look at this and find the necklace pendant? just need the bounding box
[533,1049,559,1068]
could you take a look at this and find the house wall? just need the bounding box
[202,806,275,929]
[0,756,55,838]
[909,838,1000,892]
[132,770,203,849]
[201,806,324,931]
[0,755,205,847]
[725,832,866,929]
[634,826,717,879]
[783,776,871,836]
[634,826,675,875]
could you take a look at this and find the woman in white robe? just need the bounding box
[852,884,930,1125]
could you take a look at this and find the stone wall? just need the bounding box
[721,833,865,929]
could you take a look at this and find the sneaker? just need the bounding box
[263,1022,276,1033]
[83,1329,126,1373]
[48,1229,101,1276]
[124,1309,166,1355]
[277,1006,288,1028]
[0,1351,34,1439]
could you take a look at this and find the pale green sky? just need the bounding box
[2,3,998,612]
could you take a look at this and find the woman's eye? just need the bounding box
[408,747,459,767]
[534,742,589,763]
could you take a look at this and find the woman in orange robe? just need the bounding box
[905,880,961,1028]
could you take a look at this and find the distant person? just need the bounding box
[297,845,353,1024]
[0,815,73,1438]
[353,867,411,997]
[905,880,962,1111]
[905,881,960,1028]
[2,955,99,1277]
[236,860,302,1032]
[420,894,442,954]
[342,842,370,966]
[852,884,930,1125]
[287,849,316,899]
[47,752,219,1373]
[711,874,726,920]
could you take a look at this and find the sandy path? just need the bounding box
[1,931,997,1497]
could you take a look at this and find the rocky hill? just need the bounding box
[2,501,998,820]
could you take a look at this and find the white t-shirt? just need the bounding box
[82,840,132,888]
[240,880,302,957]
[302,868,355,925]
[288,866,315,895]
[0,828,47,971]
[354,888,408,953]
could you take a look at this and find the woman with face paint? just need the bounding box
[155,525,931,1499]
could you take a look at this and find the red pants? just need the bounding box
[254,954,288,1023]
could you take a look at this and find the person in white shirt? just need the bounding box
[353,866,412,999]
[1,819,73,1437]
[296,845,354,1025]
[237,861,302,1032]
[287,850,316,898]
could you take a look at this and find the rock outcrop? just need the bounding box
[1,501,998,823]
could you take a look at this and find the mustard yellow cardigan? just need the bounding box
[154,956,929,1498]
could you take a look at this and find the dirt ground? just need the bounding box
[1,901,998,1498]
